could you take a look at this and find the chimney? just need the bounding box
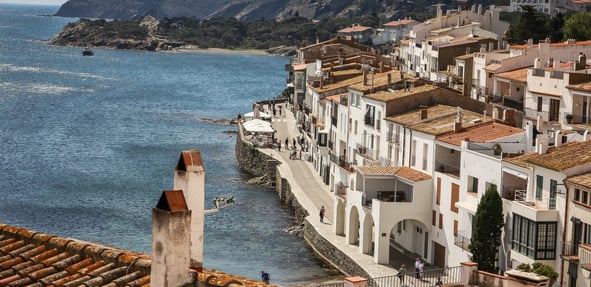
[492,108,499,120]
[584,130,591,141]
[437,5,443,20]
[477,4,482,14]
[387,73,392,88]
[420,109,428,120]
[363,68,368,86]
[152,190,193,287]
[536,114,545,132]
[454,108,463,132]
[536,134,549,154]
[576,52,586,70]
[548,58,554,67]
[555,130,563,147]
[534,58,541,69]
[173,150,205,269]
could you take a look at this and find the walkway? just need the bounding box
[254,103,430,280]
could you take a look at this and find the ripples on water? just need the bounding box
[0,4,337,285]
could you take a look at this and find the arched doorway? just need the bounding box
[361,214,374,255]
[335,199,346,236]
[348,206,359,245]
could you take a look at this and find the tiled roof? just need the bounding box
[326,94,343,104]
[567,80,591,92]
[437,122,524,146]
[510,40,591,49]
[364,84,438,102]
[527,140,591,171]
[495,67,529,82]
[338,26,372,33]
[484,63,501,72]
[349,70,406,93]
[386,105,492,135]
[384,19,417,27]
[293,64,307,71]
[503,152,540,169]
[0,223,273,287]
[356,166,431,182]
[456,53,474,60]
[0,223,152,287]
[566,172,591,189]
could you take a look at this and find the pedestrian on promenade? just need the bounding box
[261,271,270,284]
[278,141,281,152]
[285,138,289,150]
[319,206,325,222]
[278,105,282,116]
[292,138,296,149]
[397,264,406,283]
[415,258,421,279]
[419,260,424,280]
[434,277,443,286]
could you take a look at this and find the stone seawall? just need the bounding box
[235,124,369,278]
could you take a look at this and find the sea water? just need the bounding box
[0,4,335,285]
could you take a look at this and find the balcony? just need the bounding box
[510,189,559,222]
[454,230,471,251]
[356,145,379,161]
[386,132,399,143]
[336,181,348,197]
[329,153,355,172]
[581,244,591,271]
[561,241,579,262]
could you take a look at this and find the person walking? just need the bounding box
[434,277,443,286]
[261,271,270,284]
[285,138,289,150]
[278,141,281,152]
[319,206,325,223]
[415,258,421,279]
[397,264,406,283]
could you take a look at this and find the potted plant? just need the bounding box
[566,113,573,124]
[493,144,502,155]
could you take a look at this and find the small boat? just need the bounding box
[82,48,94,56]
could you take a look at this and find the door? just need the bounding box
[433,242,446,268]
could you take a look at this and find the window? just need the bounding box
[365,105,375,126]
[583,222,591,245]
[575,188,580,202]
[536,175,543,200]
[512,214,557,259]
[354,120,358,135]
[436,178,441,205]
[576,189,591,206]
[549,179,557,210]
[411,140,417,166]
[468,176,478,193]
[432,210,437,225]
[376,111,381,131]
[549,99,560,121]
[453,220,458,236]
[451,183,459,213]
[537,97,543,112]
[439,213,443,229]
[422,143,428,171]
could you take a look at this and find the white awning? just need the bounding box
[242,119,275,133]
[455,201,477,214]
[244,111,271,120]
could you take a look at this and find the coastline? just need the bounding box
[176,45,270,56]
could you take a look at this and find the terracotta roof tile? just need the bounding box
[0,223,275,287]
[437,122,524,146]
[386,105,492,135]
[338,26,372,33]
[566,172,591,188]
[356,166,431,181]
[527,140,591,171]
[365,84,437,102]
[384,19,417,27]
[495,67,529,82]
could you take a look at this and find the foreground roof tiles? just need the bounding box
[527,140,591,171]
[566,172,591,189]
[0,223,273,287]
[437,122,524,146]
[357,166,431,182]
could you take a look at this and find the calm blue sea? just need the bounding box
[0,4,335,285]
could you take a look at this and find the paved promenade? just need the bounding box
[254,103,427,281]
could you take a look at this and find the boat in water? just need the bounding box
[82,48,93,56]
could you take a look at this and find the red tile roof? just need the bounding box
[384,19,417,27]
[527,140,591,171]
[0,223,273,287]
[495,67,529,82]
[356,166,431,182]
[437,122,524,146]
[566,172,591,189]
[338,26,372,33]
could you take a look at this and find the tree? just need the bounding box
[563,11,591,41]
[469,185,504,273]
[508,6,552,45]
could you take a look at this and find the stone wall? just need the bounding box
[235,125,277,187]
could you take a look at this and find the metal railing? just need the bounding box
[454,231,471,251]
[580,244,591,266]
[367,266,463,287]
[562,241,579,258]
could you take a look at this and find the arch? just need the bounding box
[361,213,374,255]
[387,219,431,264]
[348,206,359,245]
[335,199,346,236]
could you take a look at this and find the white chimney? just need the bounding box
[555,130,563,147]
[173,150,205,269]
[536,114,545,132]
[534,58,541,69]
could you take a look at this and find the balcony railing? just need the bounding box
[386,132,399,143]
[336,181,347,195]
[329,153,355,172]
[561,241,579,261]
[580,244,591,270]
[454,230,471,251]
[514,190,557,210]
